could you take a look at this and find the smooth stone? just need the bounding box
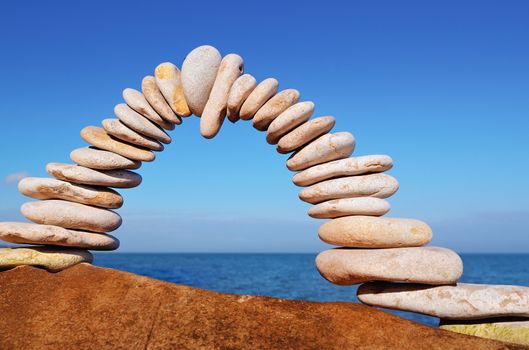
[81,126,155,162]
[122,88,175,130]
[440,319,529,345]
[181,45,222,117]
[226,74,257,122]
[46,162,142,189]
[114,103,171,144]
[299,173,399,204]
[154,62,191,117]
[316,247,463,286]
[358,282,529,320]
[239,78,279,121]
[102,118,164,151]
[293,155,394,187]
[253,89,300,131]
[200,54,244,138]
[287,132,355,171]
[70,147,141,170]
[266,101,314,144]
[18,177,123,209]
[0,222,119,250]
[318,216,432,248]
[21,200,122,233]
[142,75,181,124]
[0,247,93,272]
[277,116,336,154]
[309,197,390,219]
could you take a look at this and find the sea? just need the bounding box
[93,253,529,327]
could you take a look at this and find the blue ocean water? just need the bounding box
[93,253,529,327]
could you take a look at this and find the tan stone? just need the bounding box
[114,103,171,144]
[154,62,191,117]
[141,75,181,124]
[253,89,300,131]
[226,74,257,122]
[0,247,92,272]
[239,78,279,120]
[266,101,314,144]
[102,118,164,151]
[122,88,175,130]
[70,147,141,170]
[18,177,123,209]
[309,197,390,219]
[316,247,463,285]
[440,319,529,345]
[277,116,335,154]
[0,222,119,250]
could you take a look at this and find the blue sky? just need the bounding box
[0,0,528,253]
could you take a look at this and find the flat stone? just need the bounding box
[70,147,141,170]
[114,103,171,144]
[102,118,164,151]
[293,155,394,187]
[46,162,142,189]
[253,89,300,131]
[201,54,244,138]
[309,197,390,219]
[318,216,432,248]
[122,88,175,130]
[181,45,222,117]
[142,75,181,124]
[21,200,122,233]
[154,62,191,118]
[226,74,257,122]
[0,247,92,272]
[359,282,529,320]
[0,222,119,250]
[316,247,463,285]
[266,101,314,144]
[440,319,529,345]
[277,116,335,154]
[287,132,355,171]
[18,177,123,209]
[299,173,399,204]
[239,78,279,120]
[81,126,155,162]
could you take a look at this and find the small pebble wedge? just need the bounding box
[142,76,181,124]
[358,282,529,320]
[154,62,191,117]
[226,74,257,122]
[0,222,119,250]
[318,216,432,248]
[0,247,93,272]
[18,177,123,209]
[102,118,164,151]
[70,147,141,170]
[299,173,399,204]
[181,45,222,117]
[293,155,394,187]
[239,78,279,121]
[114,104,171,144]
[46,163,142,189]
[21,200,122,233]
[122,88,175,130]
[277,116,335,154]
[253,89,300,131]
[309,197,390,219]
[287,132,355,171]
[267,101,314,144]
[201,54,244,138]
[316,247,463,286]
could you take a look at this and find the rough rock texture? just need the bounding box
[0,264,523,350]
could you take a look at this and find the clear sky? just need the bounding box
[0,0,528,253]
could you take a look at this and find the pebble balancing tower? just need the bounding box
[0,45,527,345]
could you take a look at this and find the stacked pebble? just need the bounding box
[0,45,527,343]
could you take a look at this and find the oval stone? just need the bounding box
[114,104,171,144]
[253,89,300,131]
[201,54,244,138]
[0,222,119,250]
[81,126,155,162]
[70,147,141,170]
[316,247,463,285]
[46,163,142,189]
[142,75,181,124]
[21,200,122,233]
[122,88,175,130]
[181,45,222,117]
[309,197,390,219]
[266,101,314,144]
[318,216,432,248]
[154,62,191,117]
[102,118,164,151]
[226,74,257,122]
[299,174,399,204]
[18,177,123,209]
[287,132,355,171]
[239,78,279,121]
[0,247,93,272]
[277,116,335,154]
